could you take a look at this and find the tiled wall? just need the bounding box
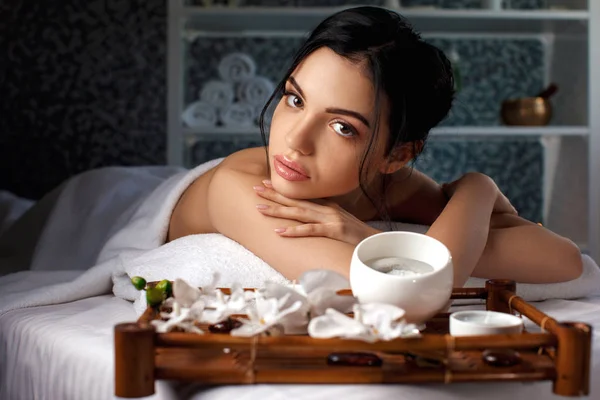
[1,0,545,223]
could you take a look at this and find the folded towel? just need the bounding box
[199,80,235,110]
[219,102,255,127]
[218,52,257,83]
[236,76,275,107]
[181,101,218,128]
[0,160,222,316]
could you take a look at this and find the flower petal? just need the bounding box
[308,308,368,339]
[307,287,356,317]
[262,282,307,308]
[300,269,350,294]
[358,303,406,326]
[201,272,221,295]
[173,278,201,307]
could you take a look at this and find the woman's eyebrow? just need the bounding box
[288,75,371,129]
[325,108,371,129]
[288,76,306,99]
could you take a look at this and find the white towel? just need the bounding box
[218,52,257,83]
[1,158,598,318]
[181,101,218,128]
[0,160,222,316]
[219,102,255,127]
[236,76,275,106]
[199,80,235,110]
[113,219,600,316]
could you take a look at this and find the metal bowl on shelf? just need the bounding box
[500,96,553,126]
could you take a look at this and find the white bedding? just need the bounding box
[1,292,599,400]
[1,166,600,400]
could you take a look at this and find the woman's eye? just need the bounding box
[285,93,303,108]
[332,122,356,137]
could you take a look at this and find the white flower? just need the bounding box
[199,282,251,325]
[260,270,356,334]
[308,303,420,342]
[231,292,303,337]
[172,273,221,308]
[151,300,206,334]
[173,278,202,308]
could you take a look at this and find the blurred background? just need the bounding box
[0,0,595,253]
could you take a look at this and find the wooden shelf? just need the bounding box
[181,7,589,35]
[182,125,589,138]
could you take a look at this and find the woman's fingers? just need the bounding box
[253,185,298,207]
[256,204,322,223]
[275,223,333,239]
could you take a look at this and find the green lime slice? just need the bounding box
[146,287,164,307]
[155,279,173,298]
[131,276,147,291]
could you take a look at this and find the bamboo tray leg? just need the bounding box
[485,279,516,313]
[115,323,156,398]
[553,322,593,397]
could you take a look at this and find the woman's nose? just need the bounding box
[285,118,316,155]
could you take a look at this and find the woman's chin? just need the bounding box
[271,177,314,200]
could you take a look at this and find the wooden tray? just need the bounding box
[114,279,592,398]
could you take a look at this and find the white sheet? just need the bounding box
[1,164,599,400]
[1,292,599,400]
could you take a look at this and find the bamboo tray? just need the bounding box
[114,279,592,398]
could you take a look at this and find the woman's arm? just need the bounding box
[472,213,583,284]
[408,172,583,287]
[424,173,497,287]
[207,167,355,280]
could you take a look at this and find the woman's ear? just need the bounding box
[378,141,423,175]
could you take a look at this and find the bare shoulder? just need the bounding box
[385,166,447,225]
[207,156,355,280]
[216,147,269,175]
[167,147,266,241]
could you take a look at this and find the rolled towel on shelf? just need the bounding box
[181,101,218,128]
[219,102,256,127]
[199,80,235,110]
[236,76,275,106]
[218,52,257,83]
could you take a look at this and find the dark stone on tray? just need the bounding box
[327,352,383,367]
[209,318,243,333]
[482,349,522,367]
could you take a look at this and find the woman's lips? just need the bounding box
[274,155,309,182]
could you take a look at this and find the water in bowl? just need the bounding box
[364,256,434,277]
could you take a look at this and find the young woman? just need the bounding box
[168,6,582,287]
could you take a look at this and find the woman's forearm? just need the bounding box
[473,214,583,283]
[425,173,497,287]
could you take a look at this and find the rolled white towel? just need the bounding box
[219,102,255,127]
[199,80,235,110]
[236,76,275,106]
[181,101,218,128]
[218,52,257,83]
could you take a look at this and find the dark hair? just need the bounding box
[259,6,455,219]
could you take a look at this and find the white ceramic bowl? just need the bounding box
[349,231,453,324]
[449,310,524,336]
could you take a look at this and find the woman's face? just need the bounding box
[268,47,389,200]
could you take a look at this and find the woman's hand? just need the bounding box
[253,181,380,245]
[441,173,518,216]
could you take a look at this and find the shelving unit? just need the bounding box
[167,0,599,260]
[183,125,590,137]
